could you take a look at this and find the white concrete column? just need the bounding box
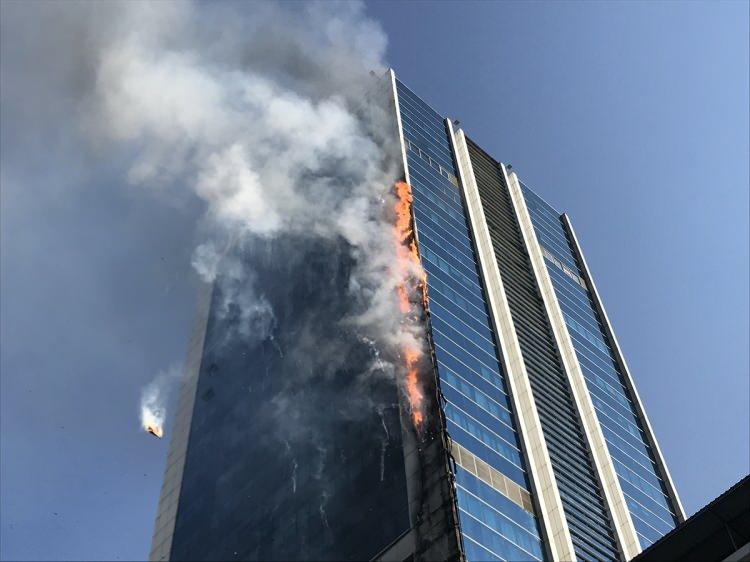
[506,170,641,561]
[388,68,411,186]
[448,122,576,562]
[562,214,686,523]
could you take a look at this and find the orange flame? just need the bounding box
[147,424,163,439]
[404,346,424,425]
[393,181,428,427]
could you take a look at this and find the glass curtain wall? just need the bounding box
[396,80,545,562]
[521,186,680,549]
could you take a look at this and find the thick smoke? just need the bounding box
[2,1,436,558]
[45,2,426,445]
[3,2,434,555]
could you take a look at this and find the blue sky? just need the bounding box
[1,1,747,560]
[366,0,749,517]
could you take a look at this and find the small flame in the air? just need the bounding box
[147,424,164,439]
[142,408,164,439]
[140,378,169,440]
[140,364,181,440]
[403,345,424,425]
[393,181,428,427]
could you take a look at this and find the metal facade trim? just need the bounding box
[448,123,575,562]
[506,170,641,561]
[561,214,686,523]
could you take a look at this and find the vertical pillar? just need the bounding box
[449,123,576,562]
[507,170,641,560]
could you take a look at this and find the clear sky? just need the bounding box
[1,1,748,561]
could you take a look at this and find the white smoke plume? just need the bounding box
[5,0,427,438]
[78,0,428,435]
[2,1,433,554]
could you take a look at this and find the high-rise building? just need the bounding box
[150,70,685,562]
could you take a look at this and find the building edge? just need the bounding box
[149,280,214,562]
[561,214,686,523]
[386,68,465,562]
[388,69,411,187]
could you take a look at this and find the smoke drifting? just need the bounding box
[3,1,437,557]
[63,0,431,439]
[33,0,431,483]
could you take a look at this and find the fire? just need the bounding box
[393,181,429,427]
[404,346,424,425]
[141,407,164,439]
[147,424,164,439]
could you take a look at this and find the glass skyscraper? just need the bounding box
[150,70,684,562]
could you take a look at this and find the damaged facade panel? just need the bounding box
[377,72,462,562]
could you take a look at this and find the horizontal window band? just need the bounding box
[451,441,534,515]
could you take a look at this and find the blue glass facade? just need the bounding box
[396,80,545,562]
[521,185,680,550]
[163,238,412,561]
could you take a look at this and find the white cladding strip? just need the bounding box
[562,214,686,522]
[506,169,641,561]
[388,69,411,185]
[448,123,575,562]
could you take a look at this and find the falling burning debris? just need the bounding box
[140,364,180,441]
[142,405,165,439]
[141,400,164,439]
[403,346,424,426]
[142,403,165,439]
[393,181,429,427]
[147,425,164,439]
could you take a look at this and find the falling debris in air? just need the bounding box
[147,425,164,439]
[140,364,181,440]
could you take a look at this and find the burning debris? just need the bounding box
[141,402,165,440]
[140,364,180,441]
[142,404,165,439]
[393,181,429,428]
[147,425,164,439]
